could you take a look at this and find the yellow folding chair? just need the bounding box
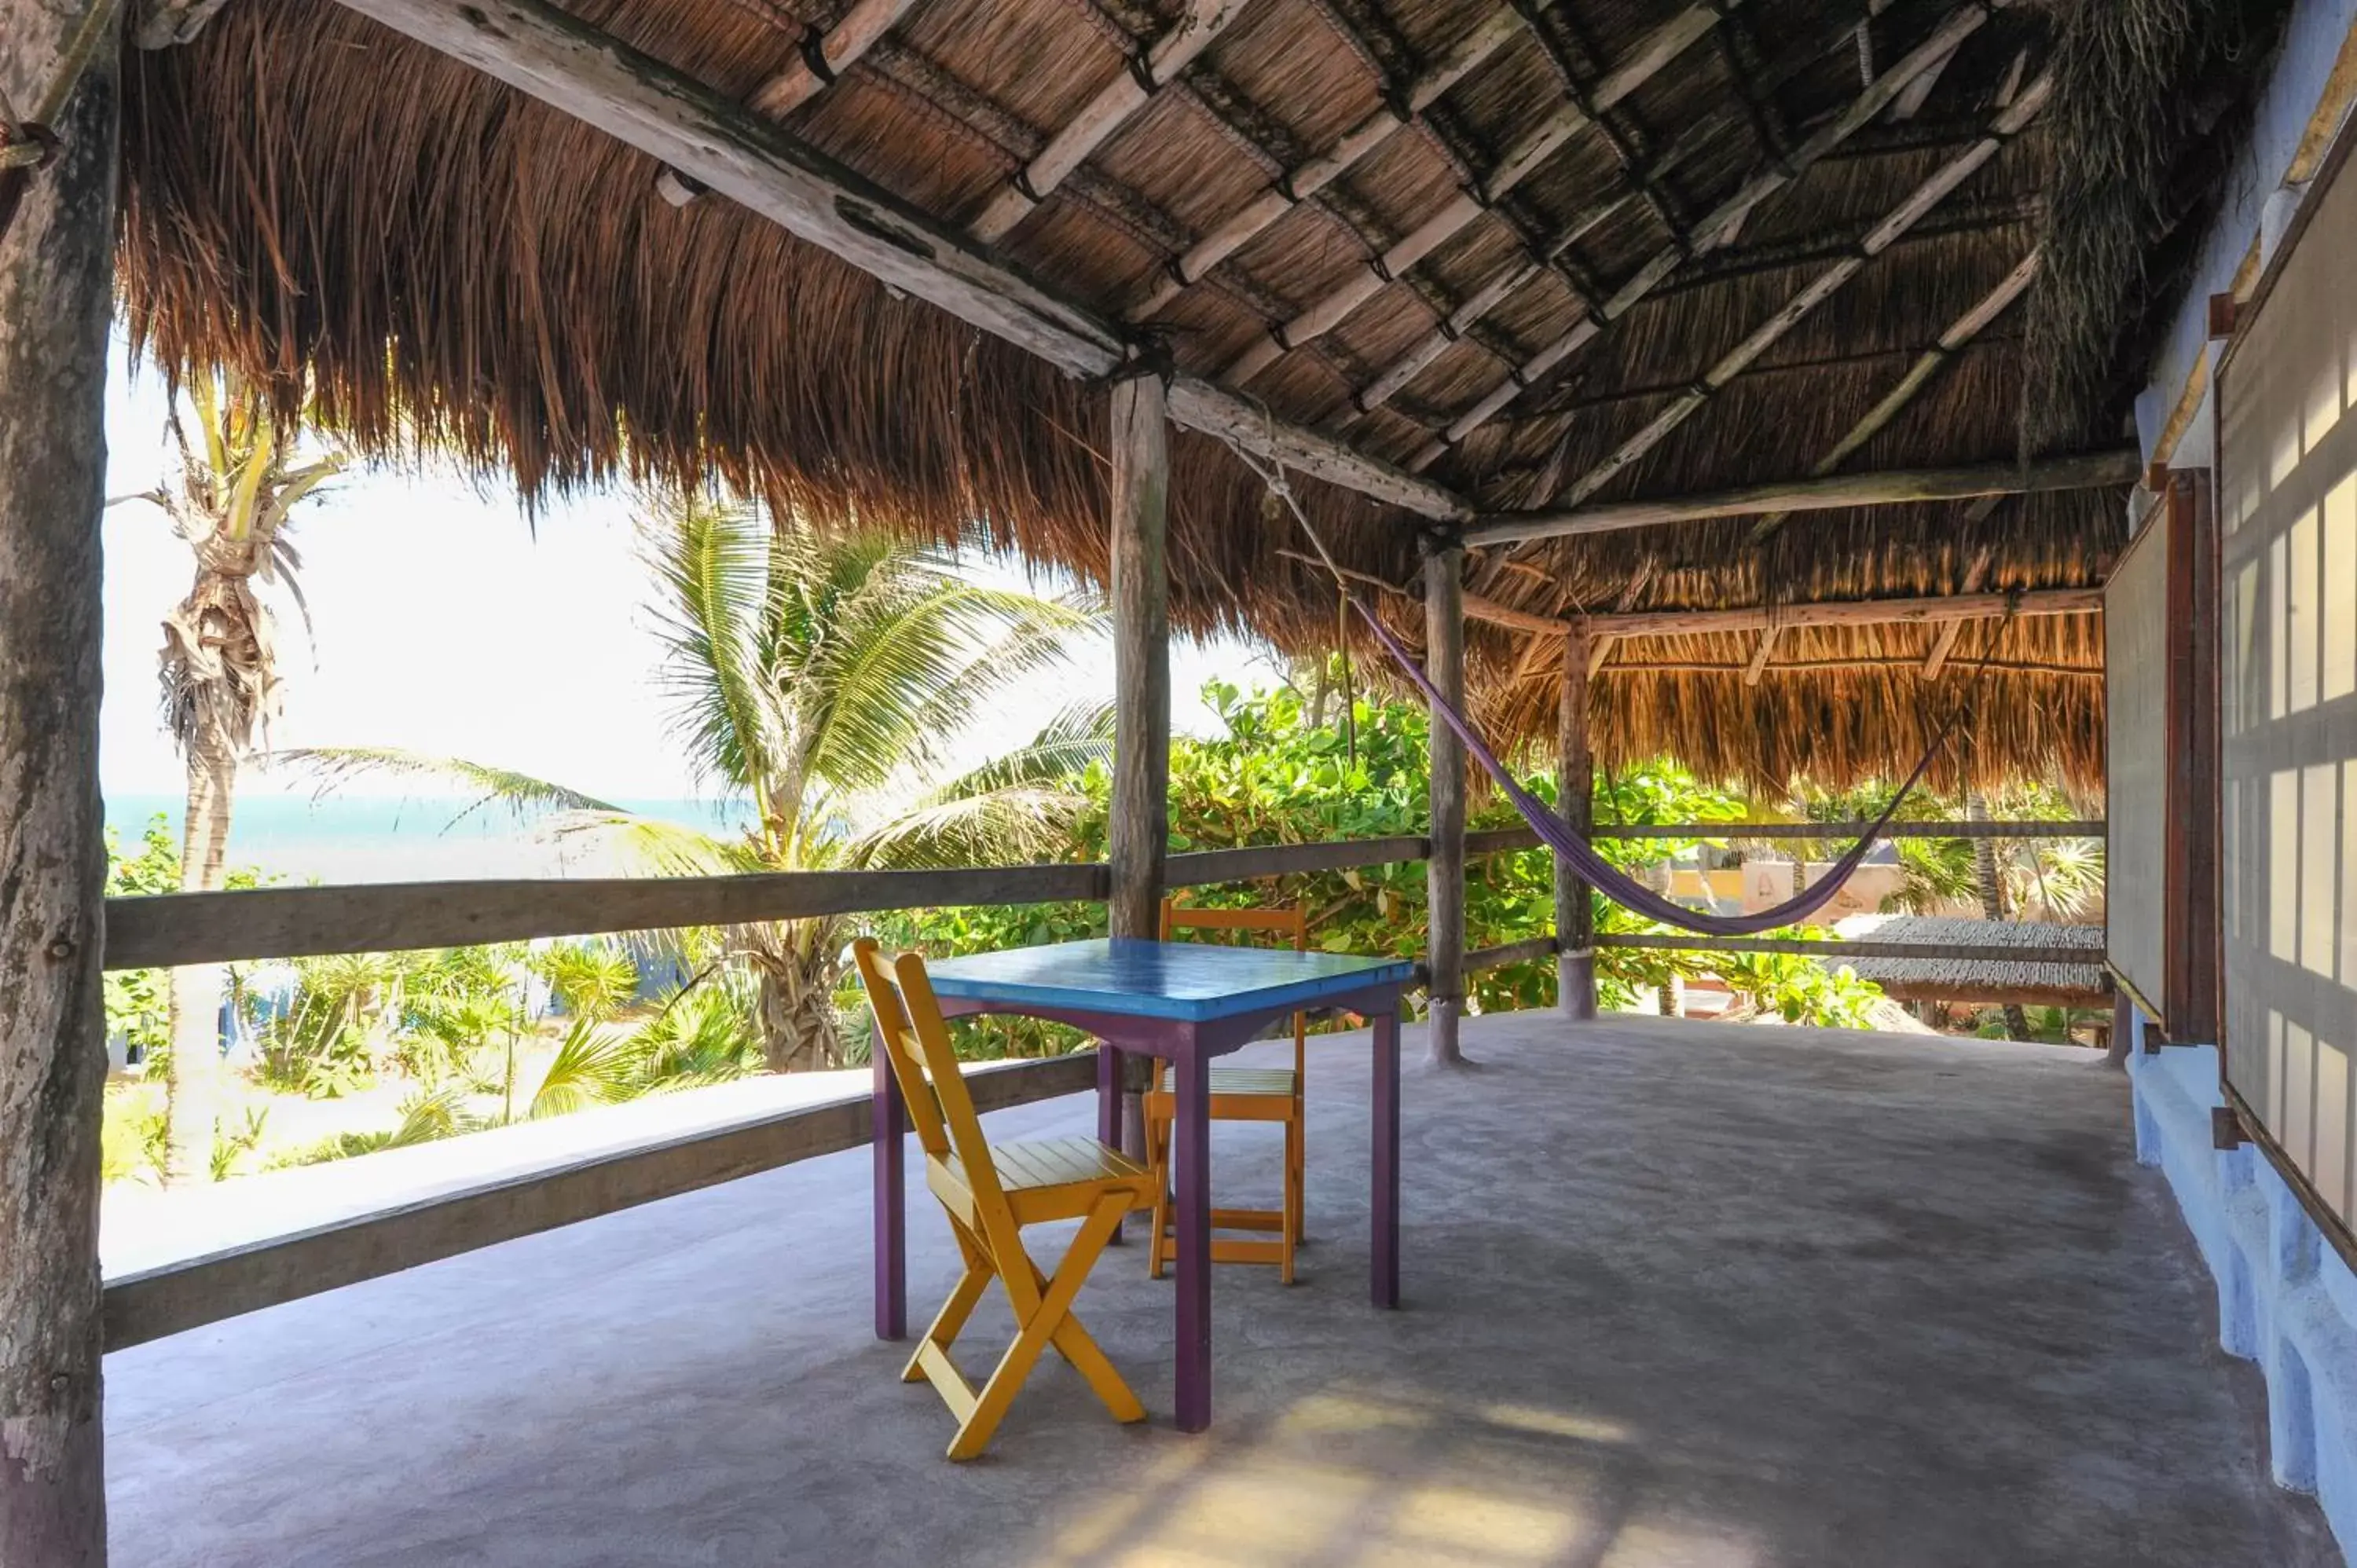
[1142,898,1311,1284]
[852,938,1157,1460]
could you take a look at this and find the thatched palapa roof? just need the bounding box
[116,0,2293,790]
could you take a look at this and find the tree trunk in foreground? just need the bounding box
[166,724,236,1184]
[0,15,118,1563]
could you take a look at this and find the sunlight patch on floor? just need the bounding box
[1021,1386,1720,1568]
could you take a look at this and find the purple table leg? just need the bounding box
[1097,1042,1128,1244]
[874,1050,907,1340]
[1172,1045,1214,1432]
[1370,1005,1400,1309]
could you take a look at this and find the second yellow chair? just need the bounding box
[1142,898,1310,1284]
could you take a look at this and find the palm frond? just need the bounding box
[527,1017,643,1119]
[273,746,622,828]
[643,493,785,797]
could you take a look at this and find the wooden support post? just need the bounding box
[1424,540,1468,1066]
[1106,373,1171,940]
[0,12,116,1563]
[1107,373,1169,1158]
[1557,628,1597,1018]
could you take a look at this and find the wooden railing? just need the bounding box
[95,819,2102,1343]
[101,820,2102,972]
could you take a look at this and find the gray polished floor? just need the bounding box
[106,1014,2339,1566]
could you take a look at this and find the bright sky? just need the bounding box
[99,343,1276,804]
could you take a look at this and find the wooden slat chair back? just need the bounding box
[853,938,1154,1459]
[1143,898,1312,1282]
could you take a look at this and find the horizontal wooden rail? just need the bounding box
[102,1054,1095,1348]
[1466,826,1545,856]
[1165,836,1428,885]
[1596,933,2103,966]
[1588,820,2104,841]
[1464,936,1560,972]
[104,863,1110,970]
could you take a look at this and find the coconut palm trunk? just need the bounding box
[1966,792,2031,1039]
[164,714,238,1184]
[139,376,344,1182]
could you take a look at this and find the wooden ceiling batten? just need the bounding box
[1530,67,2055,511]
[1343,0,1891,426]
[1215,1,1740,385]
[966,0,1251,244]
[1404,0,2012,472]
[1124,5,1526,322]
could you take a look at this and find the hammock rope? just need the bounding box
[1216,424,1985,939]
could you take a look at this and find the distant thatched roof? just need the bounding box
[115,0,2291,791]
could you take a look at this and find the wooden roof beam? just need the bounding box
[1494,65,2055,504]
[970,0,1250,244]
[1464,584,2103,639]
[1467,449,2140,548]
[1127,3,1526,321]
[1218,1,1740,384]
[1582,587,2101,639]
[656,0,918,206]
[336,0,1473,522]
[1406,0,2015,471]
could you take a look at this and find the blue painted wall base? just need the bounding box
[2127,1022,2357,1558]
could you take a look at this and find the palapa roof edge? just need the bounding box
[114,0,2297,793]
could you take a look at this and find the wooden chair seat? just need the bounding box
[854,939,1153,1460]
[936,1137,1153,1226]
[1151,1064,1299,1101]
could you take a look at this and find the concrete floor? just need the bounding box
[106,1014,2339,1567]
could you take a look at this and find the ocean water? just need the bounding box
[105,792,758,884]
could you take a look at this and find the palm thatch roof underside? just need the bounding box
[117,0,2290,792]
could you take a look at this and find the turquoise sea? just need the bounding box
[105,793,758,883]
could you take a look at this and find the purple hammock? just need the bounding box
[1353,601,1948,939]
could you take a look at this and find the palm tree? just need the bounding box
[122,372,345,1183]
[294,493,1104,1070]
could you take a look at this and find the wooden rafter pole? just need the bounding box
[0,0,115,1557]
[1406,0,2015,471]
[1127,2,1525,321]
[1735,252,2036,683]
[1556,625,1597,1018]
[1748,252,2040,547]
[1218,1,1738,384]
[1465,449,2139,548]
[1517,66,2057,508]
[970,0,1248,244]
[1585,559,1655,676]
[1922,531,2000,677]
[1350,0,1900,423]
[658,0,918,205]
[1424,540,1468,1067]
[334,0,1472,522]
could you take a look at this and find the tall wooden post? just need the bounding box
[0,16,119,1565]
[1106,373,1168,1160]
[1423,540,1467,1067]
[1557,625,1598,1018]
[1106,372,1170,939]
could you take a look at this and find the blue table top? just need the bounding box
[921,939,1414,1023]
